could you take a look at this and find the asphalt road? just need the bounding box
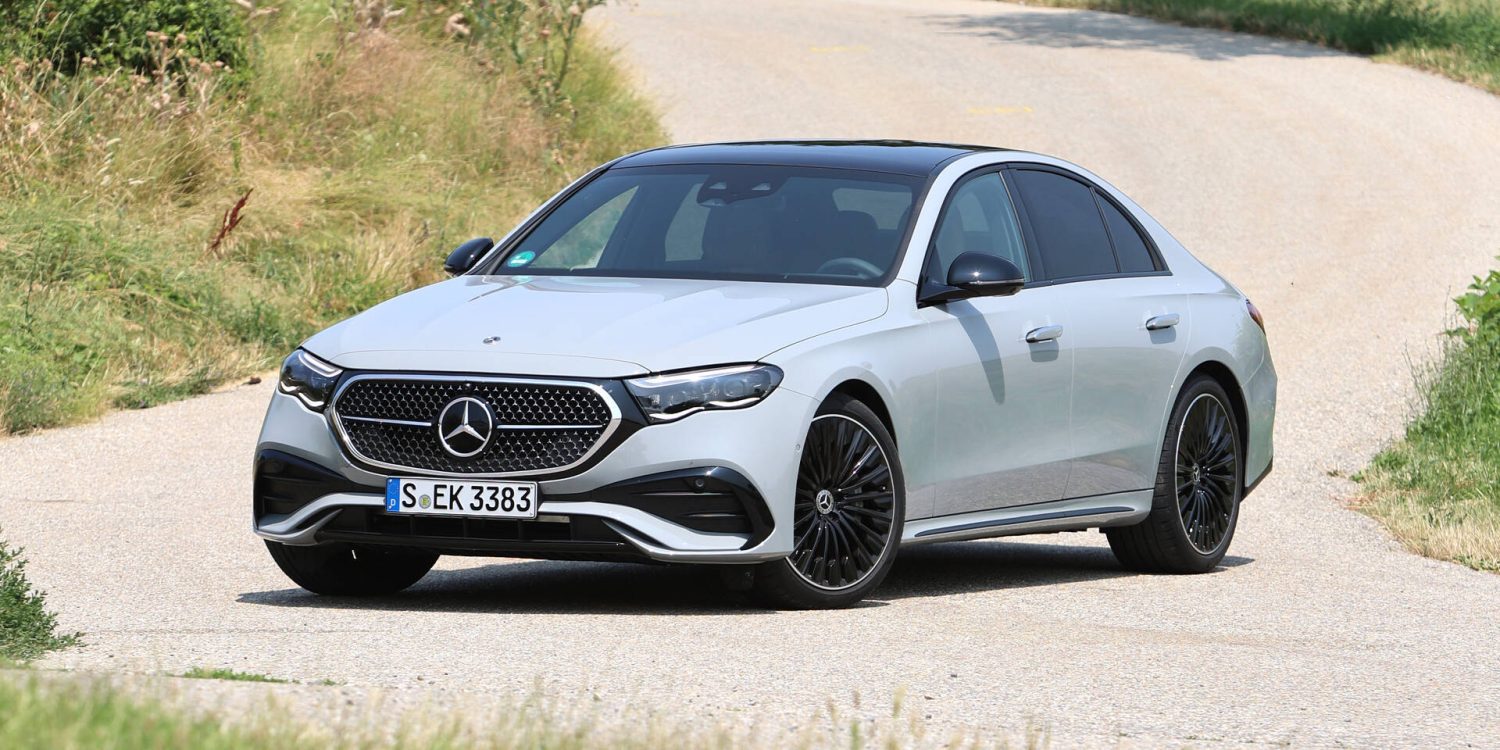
[4,0,1500,746]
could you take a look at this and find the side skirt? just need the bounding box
[900,490,1152,547]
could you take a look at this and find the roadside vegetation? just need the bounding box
[0,0,663,434]
[179,667,288,684]
[1018,0,1500,94]
[1356,266,1500,572]
[0,534,77,662]
[0,675,354,750]
[0,673,1050,750]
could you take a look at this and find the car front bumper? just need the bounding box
[253,384,816,563]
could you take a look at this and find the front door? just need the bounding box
[920,170,1075,516]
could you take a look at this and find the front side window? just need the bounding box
[928,172,1030,281]
[1011,169,1117,280]
[489,165,923,286]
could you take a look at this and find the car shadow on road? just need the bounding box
[878,539,1252,602]
[237,540,1252,614]
[238,558,767,616]
[921,8,1342,62]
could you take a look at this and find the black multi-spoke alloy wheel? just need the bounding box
[266,541,438,595]
[1107,376,1243,573]
[752,394,904,609]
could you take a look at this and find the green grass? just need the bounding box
[0,1,664,434]
[0,534,78,662]
[0,673,1049,750]
[0,675,315,750]
[179,667,287,684]
[1014,0,1500,94]
[1356,267,1500,572]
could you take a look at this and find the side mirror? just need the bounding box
[920,252,1025,305]
[444,237,494,276]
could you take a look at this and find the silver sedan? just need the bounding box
[256,141,1276,609]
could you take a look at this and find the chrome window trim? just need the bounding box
[326,373,623,479]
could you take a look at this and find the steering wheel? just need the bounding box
[815,256,882,279]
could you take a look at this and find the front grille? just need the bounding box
[331,376,617,475]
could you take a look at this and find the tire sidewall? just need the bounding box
[755,393,906,608]
[1159,377,1243,568]
[265,540,438,595]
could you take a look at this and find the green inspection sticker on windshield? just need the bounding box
[507,250,536,267]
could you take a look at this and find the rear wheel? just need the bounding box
[1107,376,1242,573]
[752,394,904,609]
[265,541,438,595]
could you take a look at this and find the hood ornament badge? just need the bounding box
[482,336,501,345]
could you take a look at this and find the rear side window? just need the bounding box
[1011,170,1116,280]
[1098,197,1157,273]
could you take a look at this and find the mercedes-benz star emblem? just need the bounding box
[436,396,494,458]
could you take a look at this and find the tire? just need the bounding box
[1107,376,1243,573]
[752,393,905,609]
[265,541,438,595]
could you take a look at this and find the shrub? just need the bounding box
[444,0,609,109]
[0,0,248,77]
[0,534,78,661]
[1454,265,1500,342]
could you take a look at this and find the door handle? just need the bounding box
[1145,313,1180,330]
[1025,324,1064,343]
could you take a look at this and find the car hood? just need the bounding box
[302,275,888,377]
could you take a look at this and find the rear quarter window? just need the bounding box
[1098,196,1158,273]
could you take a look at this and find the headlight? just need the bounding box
[278,349,342,410]
[625,364,783,423]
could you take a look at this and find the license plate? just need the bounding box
[384,478,539,519]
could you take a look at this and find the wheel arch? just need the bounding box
[1181,359,1249,461]
[827,378,897,445]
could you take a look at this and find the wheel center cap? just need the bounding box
[814,489,836,515]
[1192,465,1203,484]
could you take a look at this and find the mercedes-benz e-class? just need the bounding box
[254,141,1275,608]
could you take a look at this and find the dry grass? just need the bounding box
[0,1,663,433]
[1351,488,1500,570]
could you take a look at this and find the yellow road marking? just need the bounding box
[809,44,870,54]
[967,105,1035,115]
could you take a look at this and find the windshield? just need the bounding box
[485,165,923,285]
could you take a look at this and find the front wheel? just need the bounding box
[752,394,905,609]
[265,541,438,595]
[1107,376,1243,573]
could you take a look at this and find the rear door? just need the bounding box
[1007,166,1189,499]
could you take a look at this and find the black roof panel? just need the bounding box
[613,140,1003,176]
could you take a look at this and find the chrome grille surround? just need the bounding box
[327,373,622,478]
